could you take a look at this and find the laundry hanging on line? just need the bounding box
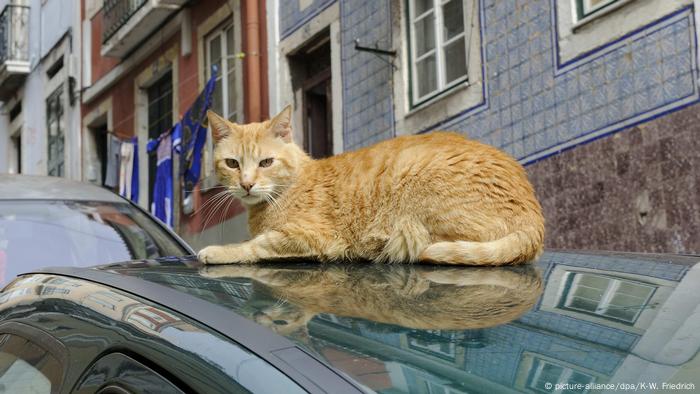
[118,137,139,203]
[147,130,174,228]
[104,133,121,188]
[174,69,217,197]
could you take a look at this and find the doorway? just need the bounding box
[289,32,333,158]
[87,123,109,186]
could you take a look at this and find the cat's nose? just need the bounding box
[240,182,254,192]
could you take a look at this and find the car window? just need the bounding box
[0,200,188,286]
[0,333,62,394]
[73,352,186,394]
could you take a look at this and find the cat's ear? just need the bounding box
[207,110,231,142]
[269,105,292,143]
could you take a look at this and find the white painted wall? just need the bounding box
[0,0,81,179]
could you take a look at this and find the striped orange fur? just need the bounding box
[198,106,544,265]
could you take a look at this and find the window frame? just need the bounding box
[559,272,656,324]
[406,329,457,361]
[575,0,621,20]
[204,22,238,123]
[527,357,596,394]
[406,0,471,108]
[46,86,65,177]
[201,18,243,190]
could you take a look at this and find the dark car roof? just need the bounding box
[0,174,124,202]
[29,251,700,393]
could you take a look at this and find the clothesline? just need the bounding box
[111,65,224,132]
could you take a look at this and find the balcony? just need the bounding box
[0,4,30,101]
[101,0,187,58]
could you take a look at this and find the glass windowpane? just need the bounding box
[413,14,435,57]
[577,275,609,289]
[604,306,637,322]
[617,282,654,299]
[0,335,62,393]
[571,286,603,302]
[227,71,236,120]
[444,37,467,84]
[568,297,598,312]
[442,0,464,41]
[226,26,235,73]
[413,0,433,16]
[416,55,437,98]
[210,35,222,73]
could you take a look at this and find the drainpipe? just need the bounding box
[244,0,262,122]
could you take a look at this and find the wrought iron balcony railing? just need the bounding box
[102,0,148,44]
[0,4,29,65]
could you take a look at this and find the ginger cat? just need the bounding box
[198,106,544,265]
[200,264,542,335]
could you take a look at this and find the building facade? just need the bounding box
[267,0,700,254]
[0,0,82,179]
[80,0,268,249]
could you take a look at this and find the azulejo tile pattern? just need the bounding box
[339,0,395,150]
[321,0,697,161]
[279,0,337,39]
[446,1,697,163]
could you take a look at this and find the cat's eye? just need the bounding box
[259,158,274,168]
[225,158,239,169]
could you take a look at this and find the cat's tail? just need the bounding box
[419,230,543,266]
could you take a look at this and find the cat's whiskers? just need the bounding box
[201,191,236,232]
[191,190,231,216]
[197,185,227,192]
[263,193,283,215]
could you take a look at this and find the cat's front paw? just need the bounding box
[198,246,228,264]
[197,244,255,265]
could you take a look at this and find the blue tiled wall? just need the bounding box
[304,0,698,162]
[340,0,395,150]
[279,0,337,39]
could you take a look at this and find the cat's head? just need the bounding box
[207,106,308,205]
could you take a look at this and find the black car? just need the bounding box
[1,251,699,393]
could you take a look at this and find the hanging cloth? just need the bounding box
[147,131,174,228]
[104,134,121,188]
[118,137,139,203]
[130,137,139,203]
[174,69,217,196]
[119,142,134,199]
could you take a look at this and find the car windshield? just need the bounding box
[0,200,188,285]
[104,252,700,393]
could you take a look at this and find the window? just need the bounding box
[8,102,21,174]
[147,72,173,208]
[201,22,240,189]
[407,0,469,105]
[9,133,20,174]
[205,24,238,122]
[38,286,70,296]
[0,200,188,286]
[407,330,457,360]
[74,353,186,394]
[575,0,621,20]
[46,87,65,177]
[554,0,684,66]
[560,273,655,323]
[527,357,595,393]
[0,334,63,394]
